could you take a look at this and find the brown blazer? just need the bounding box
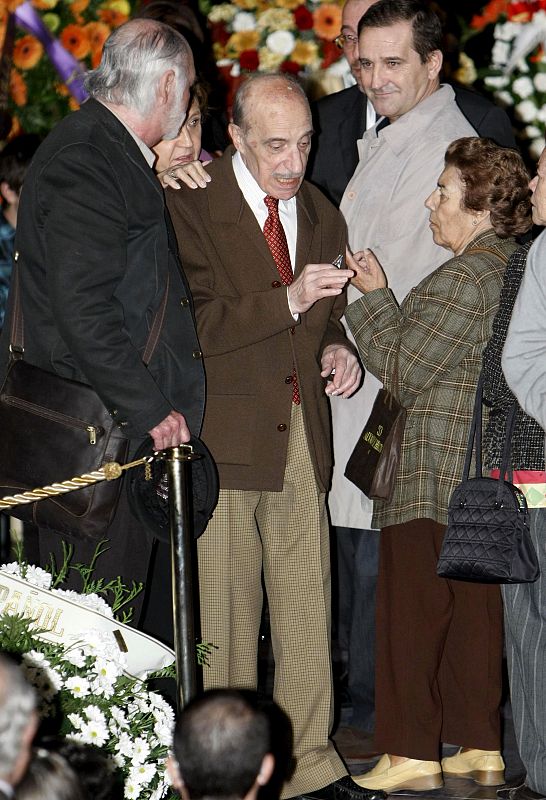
[167,148,349,492]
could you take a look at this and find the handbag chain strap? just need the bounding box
[9,258,169,367]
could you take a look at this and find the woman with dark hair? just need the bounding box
[153,81,212,191]
[343,137,532,793]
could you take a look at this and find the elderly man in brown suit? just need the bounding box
[167,75,385,800]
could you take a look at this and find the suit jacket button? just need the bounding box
[192,349,202,359]
[271,280,282,288]
[180,297,190,307]
[14,250,19,261]
[289,326,295,334]
[284,375,293,384]
[277,423,287,432]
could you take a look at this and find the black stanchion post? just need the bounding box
[165,445,201,712]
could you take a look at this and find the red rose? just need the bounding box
[239,49,260,71]
[294,5,314,30]
[321,39,341,68]
[280,59,301,75]
[209,21,230,46]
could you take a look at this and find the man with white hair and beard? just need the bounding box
[0,655,37,798]
[0,19,205,645]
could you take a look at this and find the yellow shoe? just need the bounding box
[353,755,443,792]
[441,748,505,786]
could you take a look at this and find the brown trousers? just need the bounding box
[374,518,503,761]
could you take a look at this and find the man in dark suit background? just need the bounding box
[0,655,37,799]
[308,0,517,207]
[0,19,205,645]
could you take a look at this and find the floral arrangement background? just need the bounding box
[0,546,211,800]
[202,0,345,79]
[462,0,546,159]
[1,0,137,137]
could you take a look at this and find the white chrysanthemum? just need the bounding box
[25,650,50,668]
[63,646,86,667]
[516,99,539,122]
[111,706,129,728]
[129,762,157,787]
[526,125,542,138]
[491,39,511,66]
[495,21,520,42]
[534,72,546,92]
[132,737,151,765]
[513,76,535,99]
[115,731,134,758]
[67,712,84,730]
[76,719,109,747]
[54,588,113,617]
[484,75,510,89]
[65,676,90,697]
[535,105,546,123]
[83,704,106,723]
[0,562,21,576]
[495,90,515,107]
[154,720,174,747]
[124,778,141,800]
[208,3,237,23]
[23,564,53,589]
[232,11,256,31]
[530,137,546,160]
[266,30,295,56]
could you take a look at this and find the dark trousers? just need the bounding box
[374,518,503,761]
[335,526,379,732]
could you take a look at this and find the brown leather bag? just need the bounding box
[0,267,168,540]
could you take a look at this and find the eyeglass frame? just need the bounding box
[334,32,359,50]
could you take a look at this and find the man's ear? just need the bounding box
[158,69,176,106]
[0,181,17,206]
[427,49,443,80]
[228,122,244,152]
[167,754,185,793]
[256,753,275,787]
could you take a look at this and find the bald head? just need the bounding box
[229,75,313,201]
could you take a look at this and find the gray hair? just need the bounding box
[85,19,193,116]
[232,73,309,131]
[0,655,36,778]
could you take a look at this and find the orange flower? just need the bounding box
[8,115,22,140]
[98,8,128,27]
[69,96,80,111]
[31,0,59,9]
[69,0,90,14]
[9,69,27,106]
[13,35,43,70]
[86,21,110,54]
[312,3,342,41]
[60,23,90,59]
[469,0,510,30]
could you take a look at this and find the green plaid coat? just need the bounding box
[345,230,518,529]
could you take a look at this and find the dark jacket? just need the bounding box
[0,98,205,440]
[308,83,517,206]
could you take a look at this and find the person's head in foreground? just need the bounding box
[169,689,275,800]
[0,655,37,790]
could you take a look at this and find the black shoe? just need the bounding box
[497,785,546,800]
[297,776,387,800]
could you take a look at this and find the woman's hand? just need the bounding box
[157,160,212,190]
[346,246,387,293]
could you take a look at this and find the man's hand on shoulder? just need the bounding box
[321,344,362,399]
[288,263,353,315]
[148,410,191,450]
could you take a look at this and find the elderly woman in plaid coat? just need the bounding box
[342,138,532,794]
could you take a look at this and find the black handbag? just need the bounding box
[0,266,168,541]
[437,377,540,584]
[344,388,406,501]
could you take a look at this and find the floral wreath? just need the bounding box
[466,0,546,159]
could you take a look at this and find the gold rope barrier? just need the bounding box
[0,455,155,511]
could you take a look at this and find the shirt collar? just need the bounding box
[232,150,296,216]
[0,778,13,798]
[98,101,156,168]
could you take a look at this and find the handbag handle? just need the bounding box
[9,259,169,367]
[462,374,518,503]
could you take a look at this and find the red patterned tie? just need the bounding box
[263,195,300,405]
